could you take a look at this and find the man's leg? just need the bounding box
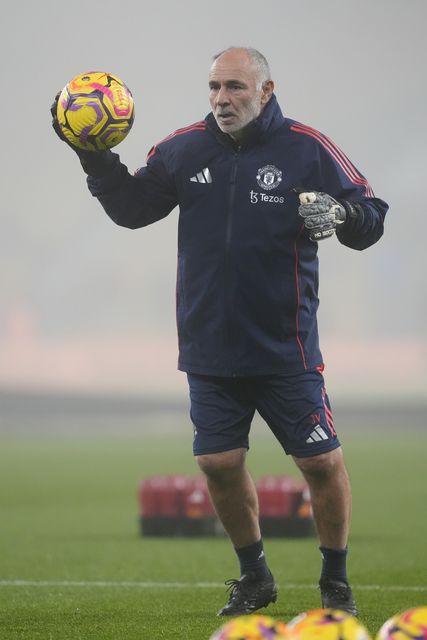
[196,448,277,616]
[254,370,358,614]
[293,447,351,549]
[196,448,260,547]
[293,447,357,614]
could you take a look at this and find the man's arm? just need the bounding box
[317,140,388,250]
[86,147,178,229]
[292,123,389,250]
[298,190,388,251]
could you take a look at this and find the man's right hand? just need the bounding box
[50,93,63,140]
[50,92,79,150]
[50,92,114,175]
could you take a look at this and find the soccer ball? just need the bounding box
[376,607,427,640]
[286,608,371,640]
[209,614,288,640]
[56,71,134,151]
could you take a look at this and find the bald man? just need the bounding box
[52,47,388,617]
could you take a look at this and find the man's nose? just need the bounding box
[216,85,230,106]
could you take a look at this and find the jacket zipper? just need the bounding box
[224,152,239,374]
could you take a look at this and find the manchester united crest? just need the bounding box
[256,164,282,191]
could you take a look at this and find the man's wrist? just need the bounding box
[78,149,116,176]
[337,200,365,225]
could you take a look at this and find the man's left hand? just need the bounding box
[298,191,346,241]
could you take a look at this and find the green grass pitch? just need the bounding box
[1,426,426,639]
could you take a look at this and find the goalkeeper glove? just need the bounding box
[298,191,363,241]
[50,92,114,176]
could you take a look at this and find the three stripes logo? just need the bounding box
[306,425,329,444]
[190,168,212,184]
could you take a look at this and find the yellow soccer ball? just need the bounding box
[376,607,427,640]
[56,71,134,151]
[286,608,371,640]
[209,614,288,640]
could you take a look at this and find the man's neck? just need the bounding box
[229,120,257,145]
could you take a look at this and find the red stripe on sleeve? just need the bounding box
[146,121,207,161]
[290,123,375,198]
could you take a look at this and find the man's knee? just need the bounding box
[293,447,346,480]
[196,448,247,479]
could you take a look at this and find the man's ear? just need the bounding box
[261,80,274,105]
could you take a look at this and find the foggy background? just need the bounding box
[1,0,426,410]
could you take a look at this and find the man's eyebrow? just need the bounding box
[209,79,247,87]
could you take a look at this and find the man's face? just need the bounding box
[208,50,273,138]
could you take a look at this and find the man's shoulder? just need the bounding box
[147,120,209,162]
[161,120,208,144]
[285,118,341,153]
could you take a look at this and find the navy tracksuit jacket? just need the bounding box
[87,94,389,377]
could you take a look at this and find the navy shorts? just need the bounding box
[187,369,340,458]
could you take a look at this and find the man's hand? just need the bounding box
[51,92,66,142]
[50,92,114,175]
[51,92,79,148]
[298,191,347,241]
[50,91,90,154]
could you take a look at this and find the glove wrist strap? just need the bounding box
[338,199,365,224]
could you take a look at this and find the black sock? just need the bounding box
[234,539,270,578]
[320,546,348,583]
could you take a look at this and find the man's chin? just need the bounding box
[215,113,258,138]
[217,120,234,131]
[217,121,244,138]
[219,121,256,143]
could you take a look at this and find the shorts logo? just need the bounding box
[256,165,282,191]
[306,425,329,443]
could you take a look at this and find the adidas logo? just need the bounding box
[306,425,329,443]
[190,168,212,184]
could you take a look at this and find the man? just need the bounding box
[51,47,388,617]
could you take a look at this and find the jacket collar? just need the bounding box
[206,93,285,148]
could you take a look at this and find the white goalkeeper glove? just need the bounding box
[298,191,362,242]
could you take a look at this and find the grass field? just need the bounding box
[1,415,427,639]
